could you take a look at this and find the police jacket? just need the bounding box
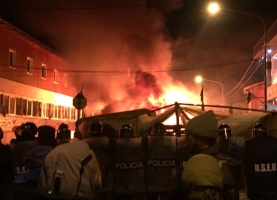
[244,135,277,194]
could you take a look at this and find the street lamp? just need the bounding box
[195,75,224,106]
[207,1,267,110]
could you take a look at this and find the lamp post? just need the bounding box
[207,1,267,110]
[195,75,224,106]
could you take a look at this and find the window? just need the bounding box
[64,73,68,87]
[21,99,27,115]
[27,57,33,74]
[54,69,58,84]
[9,49,16,68]
[41,103,47,118]
[27,100,32,116]
[15,98,21,115]
[0,94,9,116]
[10,97,16,114]
[32,101,42,117]
[41,64,47,79]
[71,108,76,120]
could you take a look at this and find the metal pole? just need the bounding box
[202,79,224,106]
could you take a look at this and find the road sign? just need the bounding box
[73,91,87,110]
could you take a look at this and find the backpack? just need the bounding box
[39,140,102,199]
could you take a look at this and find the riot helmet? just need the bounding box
[89,120,103,136]
[19,122,37,141]
[21,122,38,136]
[119,124,134,138]
[218,123,232,140]
[56,123,71,139]
[150,122,166,136]
[252,123,267,138]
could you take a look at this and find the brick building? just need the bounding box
[0,18,79,144]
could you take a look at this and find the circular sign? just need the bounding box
[73,92,87,109]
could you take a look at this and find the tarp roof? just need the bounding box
[76,103,274,140]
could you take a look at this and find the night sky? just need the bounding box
[1,0,277,112]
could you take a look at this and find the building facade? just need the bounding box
[245,20,277,111]
[0,18,79,144]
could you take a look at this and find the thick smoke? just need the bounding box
[2,0,271,113]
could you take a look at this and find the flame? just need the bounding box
[88,71,205,118]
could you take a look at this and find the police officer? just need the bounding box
[146,122,177,200]
[216,124,245,200]
[56,123,71,144]
[88,120,103,137]
[150,122,166,136]
[182,111,224,199]
[19,122,38,141]
[0,128,13,199]
[119,124,134,138]
[113,124,146,200]
[84,120,113,200]
[244,123,277,200]
[217,123,233,155]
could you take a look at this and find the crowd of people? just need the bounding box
[0,110,276,200]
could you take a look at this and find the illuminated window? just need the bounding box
[64,107,69,119]
[40,103,46,118]
[71,108,76,120]
[41,64,47,79]
[54,69,58,84]
[10,97,16,114]
[27,57,33,74]
[54,105,60,118]
[21,99,27,115]
[0,94,9,115]
[50,104,54,118]
[9,49,16,68]
[27,100,32,116]
[15,98,21,115]
[64,73,68,87]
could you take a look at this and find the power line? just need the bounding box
[0,58,256,76]
[3,2,184,11]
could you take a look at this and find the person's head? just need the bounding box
[252,123,267,138]
[218,123,232,140]
[56,123,71,139]
[38,125,56,147]
[20,122,37,140]
[185,110,218,153]
[89,120,103,136]
[119,124,134,138]
[150,122,166,136]
[217,123,232,152]
[12,126,22,140]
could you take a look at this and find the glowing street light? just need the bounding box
[207,1,268,110]
[207,2,220,15]
[195,75,224,106]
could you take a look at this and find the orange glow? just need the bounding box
[272,77,277,85]
[163,114,180,125]
[88,74,207,119]
[162,83,200,105]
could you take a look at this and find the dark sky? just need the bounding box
[1,0,277,112]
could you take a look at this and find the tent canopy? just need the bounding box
[76,103,274,140]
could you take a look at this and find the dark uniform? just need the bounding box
[216,124,245,200]
[244,135,277,199]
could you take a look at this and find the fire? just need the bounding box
[88,71,202,117]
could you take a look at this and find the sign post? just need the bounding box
[73,88,87,120]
